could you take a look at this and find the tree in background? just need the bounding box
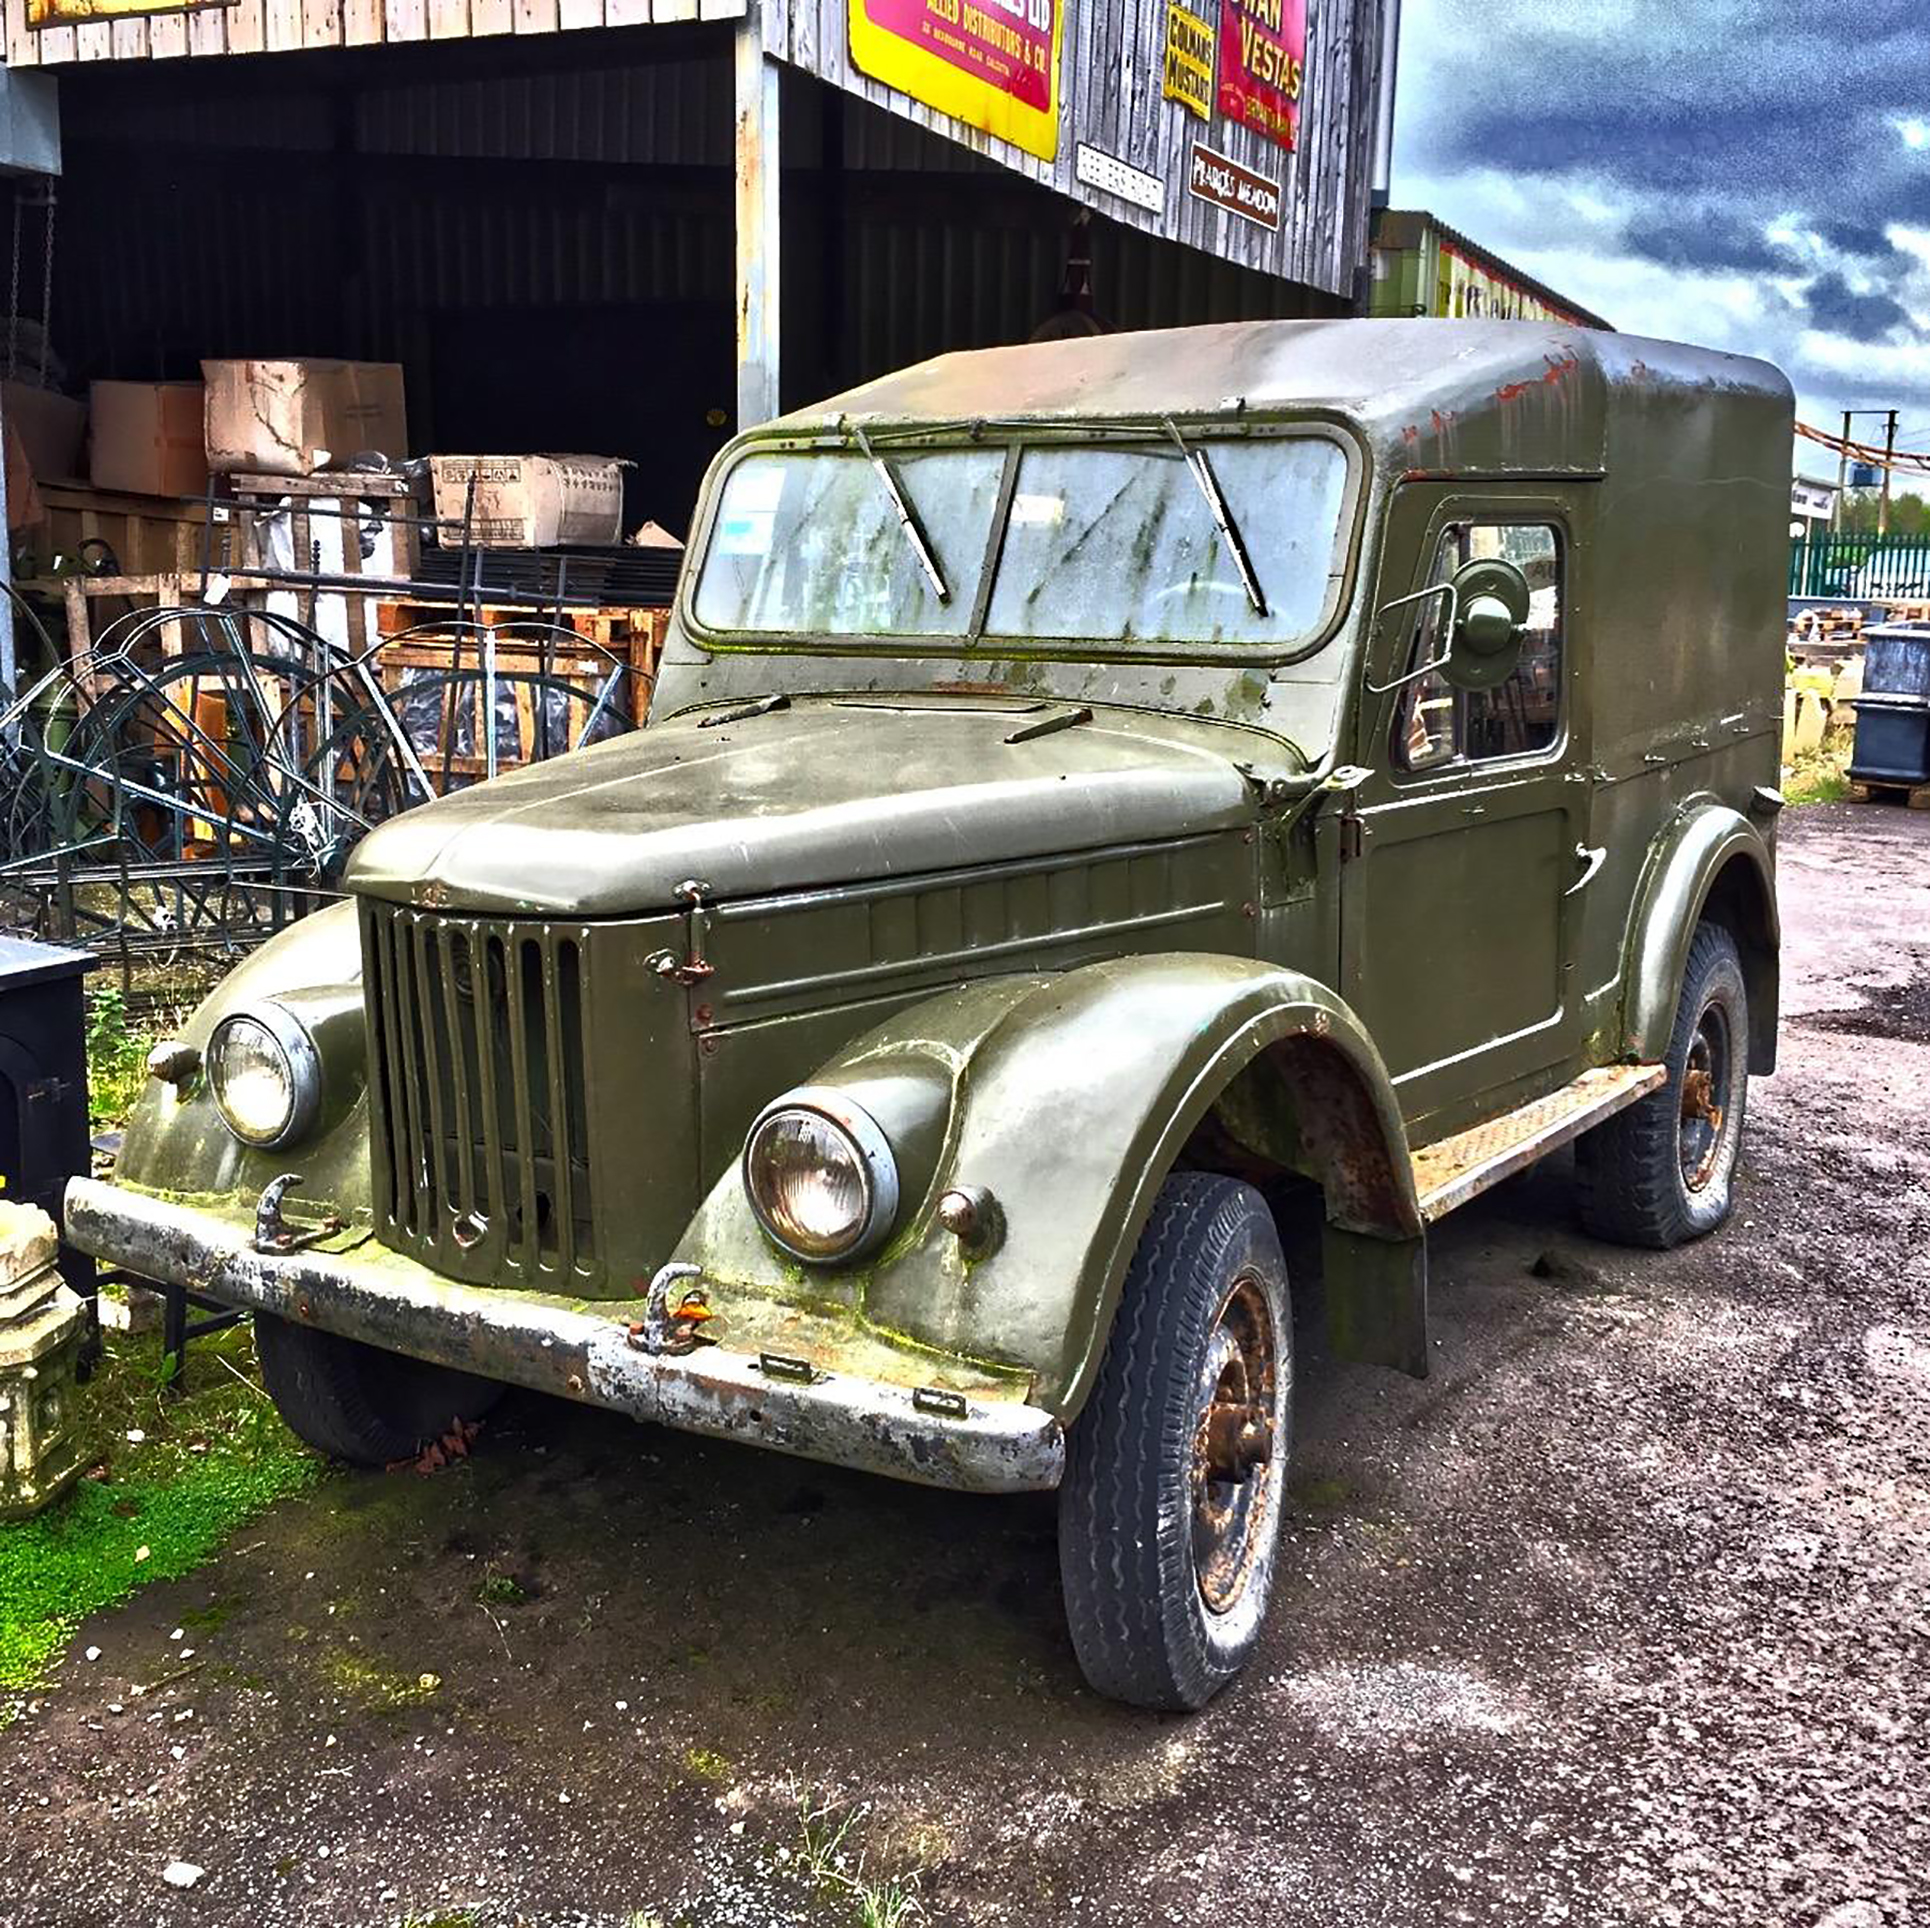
[1835,491,1930,536]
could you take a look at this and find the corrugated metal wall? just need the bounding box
[53,32,1339,524]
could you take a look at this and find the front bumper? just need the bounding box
[63,1178,1064,1494]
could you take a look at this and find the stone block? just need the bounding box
[0,1201,87,1518]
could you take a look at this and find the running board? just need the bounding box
[1410,1062,1669,1223]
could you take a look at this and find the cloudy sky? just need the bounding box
[1391,0,1930,480]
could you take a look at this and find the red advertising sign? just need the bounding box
[1216,0,1306,152]
[850,0,1065,159]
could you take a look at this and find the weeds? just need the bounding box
[83,984,151,1133]
[796,1791,924,1927]
[1785,743,1852,805]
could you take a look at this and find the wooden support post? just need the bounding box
[734,12,782,430]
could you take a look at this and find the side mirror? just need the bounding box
[1442,558,1530,692]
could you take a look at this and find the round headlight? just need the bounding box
[207,1005,323,1149]
[743,1088,900,1264]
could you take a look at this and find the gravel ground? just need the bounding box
[1,800,1924,1928]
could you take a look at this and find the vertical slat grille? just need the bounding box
[361,902,595,1283]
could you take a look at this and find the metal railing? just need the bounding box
[1790,533,1930,599]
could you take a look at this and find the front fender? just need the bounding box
[678,953,1425,1418]
[113,899,373,1218]
[1622,804,1780,1072]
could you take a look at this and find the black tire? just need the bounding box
[1059,1172,1293,1711]
[1577,920,1751,1249]
[255,1314,504,1465]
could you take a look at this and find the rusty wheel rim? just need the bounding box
[1189,1270,1280,1616]
[1679,1002,1732,1192]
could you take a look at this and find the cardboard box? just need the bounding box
[431,454,625,549]
[202,358,408,476]
[1,380,87,487]
[89,381,210,498]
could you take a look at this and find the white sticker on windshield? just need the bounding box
[733,462,788,511]
[1010,492,1066,527]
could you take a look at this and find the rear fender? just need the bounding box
[1622,805,1780,1072]
[677,953,1427,1418]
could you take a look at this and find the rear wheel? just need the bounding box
[1059,1173,1292,1711]
[1578,920,1751,1248]
[255,1314,503,1465]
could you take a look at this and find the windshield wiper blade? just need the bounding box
[848,420,950,604]
[1165,417,1268,618]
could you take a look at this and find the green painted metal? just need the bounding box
[1790,532,1930,599]
[73,320,1792,1468]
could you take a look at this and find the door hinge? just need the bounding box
[1338,817,1366,863]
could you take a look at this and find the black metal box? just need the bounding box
[0,936,97,1299]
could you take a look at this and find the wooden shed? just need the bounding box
[4,0,1396,533]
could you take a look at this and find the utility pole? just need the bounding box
[1879,409,1899,536]
[1835,410,1851,534]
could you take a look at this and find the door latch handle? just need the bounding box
[1564,844,1607,897]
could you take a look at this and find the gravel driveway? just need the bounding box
[2,800,1924,1928]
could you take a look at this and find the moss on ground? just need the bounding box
[0,1323,320,1708]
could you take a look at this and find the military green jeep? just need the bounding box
[67,320,1791,1710]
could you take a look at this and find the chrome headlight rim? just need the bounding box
[207,1002,324,1150]
[742,1085,901,1265]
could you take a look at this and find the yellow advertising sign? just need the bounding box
[1162,2,1214,121]
[27,0,219,25]
[849,0,1065,162]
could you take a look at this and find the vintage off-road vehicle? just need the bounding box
[67,319,1791,1710]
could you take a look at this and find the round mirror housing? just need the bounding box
[1445,557,1531,692]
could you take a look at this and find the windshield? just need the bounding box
[692,433,1353,653]
[694,448,1006,637]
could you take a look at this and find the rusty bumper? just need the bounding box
[63,1178,1065,1495]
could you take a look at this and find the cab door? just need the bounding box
[1340,483,1596,1137]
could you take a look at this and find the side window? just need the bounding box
[1393,522,1564,772]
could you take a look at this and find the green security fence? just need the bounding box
[1790,533,1930,599]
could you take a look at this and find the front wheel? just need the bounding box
[255,1314,504,1465]
[1058,1173,1293,1711]
[1578,920,1751,1248]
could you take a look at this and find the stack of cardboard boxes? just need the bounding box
[4,356,626,555]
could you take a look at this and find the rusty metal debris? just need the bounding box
[0,594,640,979]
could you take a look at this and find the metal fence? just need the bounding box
[1790,533,1930,600]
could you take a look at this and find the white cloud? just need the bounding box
[1798,331,1930,384]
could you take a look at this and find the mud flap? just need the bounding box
[1321,1225,1428,1378]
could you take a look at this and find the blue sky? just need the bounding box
[1390,0,1930,480]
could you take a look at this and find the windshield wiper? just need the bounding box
[1165,417,1268,618]
[848,420,950,604]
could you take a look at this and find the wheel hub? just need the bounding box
[1189,1271,1280,1616]
[1678,1005,1732,1192]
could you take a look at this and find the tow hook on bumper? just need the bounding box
[63,1178,1065,1495]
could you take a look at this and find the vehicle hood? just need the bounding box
[345,696,1293,915]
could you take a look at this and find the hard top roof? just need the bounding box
[785,319,1791,469]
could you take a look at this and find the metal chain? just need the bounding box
[7,186,20,382]
[37,181,55,386]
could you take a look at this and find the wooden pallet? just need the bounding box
[1849,780,1930,809]
[24,483,229,580]
[376,599,667,728]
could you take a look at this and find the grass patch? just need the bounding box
[475,1570,526,1607]
[1784,742,1852,806]
[797,1792,925,1927]
[0,1323,320,1707]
